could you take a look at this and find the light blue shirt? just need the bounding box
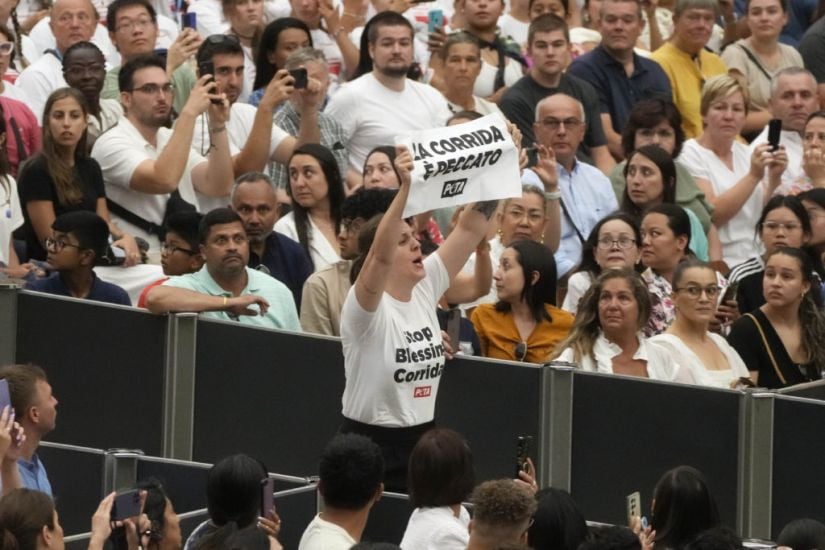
[523,161,618,278]
[18,454,52,496]
[163,266,301,331]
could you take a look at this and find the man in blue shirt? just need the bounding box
[146,208,301,331]
[0,364,57,496]
[568,0,672,161]
[27,212,131,306]
[230,173,312,310]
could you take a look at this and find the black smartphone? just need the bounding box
[260,478,274,517]
[198,61,222,104]
[515,436,532,478]
[0,379,11,413]
[445,308,461,356]
[288,68,308,89]
[720,281,739,305]
[768,118,782,151]
[181,12,196,30]
[111,489,142,521]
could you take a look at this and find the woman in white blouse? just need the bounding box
[651,260,752,388]
[551,267,694,384]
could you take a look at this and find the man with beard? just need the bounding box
[230,172,312,309]
[146,207,300,330]
[325,11,452,181]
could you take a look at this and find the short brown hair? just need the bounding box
[408,428,475,507]
[0,364,48,418]
[472,480,537,542]
[528,13,569,47]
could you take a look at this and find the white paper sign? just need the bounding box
[395,113,523,218]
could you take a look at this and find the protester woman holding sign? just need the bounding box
[339,145,497,492]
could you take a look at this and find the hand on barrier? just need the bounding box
[514,457,538,495]
[226,295,270,317]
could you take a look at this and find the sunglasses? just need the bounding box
[515,341,528,362]
[0,42,14,56]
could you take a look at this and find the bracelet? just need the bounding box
[209,126,226,133]
[544,189,562,201]
[342,10,364,18]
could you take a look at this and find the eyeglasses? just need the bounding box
[514,341,528,361]
[45,237,83,252]
[116,16,154,32]
[596,236,636,250]
[761,221,802,232]
[206,34,241,45]
[538,117,584,131]
[161,242,195,256]
[130,83,174,96]
[674,285,721,299]
[0,42,14,56]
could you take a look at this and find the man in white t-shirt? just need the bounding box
[91,55,234,254]
[191,34,321,211]
[325,10,452,186]
[16,0,98,120]
[298,433,384,550]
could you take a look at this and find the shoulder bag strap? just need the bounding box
[744,312,787,386]
[737,44,773,82]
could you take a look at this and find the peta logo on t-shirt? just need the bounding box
[414,386,432,398]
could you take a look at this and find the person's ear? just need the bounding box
[676,234,688,253]
[530,269,540,287]
[41,524,53,548]
[189,252,204,271]
[372,482,384,504]
[79,248,95,267]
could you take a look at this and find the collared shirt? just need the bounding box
[18,454,53,496]
[26,272,132,306]
[163,265,301,331]
[270,101,348,189]
[248,231,313,310]
[87,98,123,142]
[568,45,672,133]
[300,260,353,337]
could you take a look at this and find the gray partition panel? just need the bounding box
[15,292,166,454]
[771,396,825,538]
[362,494,415,545]
[192,320,345,475]
[570,372,741,527]
[275,488,318,550]
[436,356,542,481]
[137,457,211,515]
[38,444,105,537]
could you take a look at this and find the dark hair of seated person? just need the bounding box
[207,454,268,528]
[775,518,825,550]
[197,522,271,550]
[166,211,204,252]
[111,478,174,550]
[683,526,743,550]
[408,428,475,508]
[493,240,558,323]
[527,487,588,550]
[53,210,110,264]
[319,433,384,510]
[0,488,57,550]
[577,525,641,550]
[650,465,720,550]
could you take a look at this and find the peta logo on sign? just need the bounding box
[441,178,468,198]
[414,386,432,398]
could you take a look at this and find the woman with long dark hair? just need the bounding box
[650,466,721,550]
[249,18,312,106]
[275,143,344,271]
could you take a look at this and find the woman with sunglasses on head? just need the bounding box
[552,268,694,382]
[17,88,140,265]
[728,247,825,388]
[471,239,573,363]
[650,260,751,388]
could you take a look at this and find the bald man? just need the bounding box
[17,0,98,120]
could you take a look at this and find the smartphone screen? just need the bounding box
[112,489,142,521]
[428,9,443,34]
[288,68,308,89]
[260,478,274,517]
[515,436,532,478]
[181,12,196,30]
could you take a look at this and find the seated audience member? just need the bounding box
[0,94,40,178]
[220,0,264,104]
[728,195,811,314]
[0,27,26,102]
[275,144,344,272]
[500,14,613,174]
[609,99,712,234]
[15,0,97,121]
[27,212,131,305]
[62,42,122,147]
[137,211,204,307]
[287,0,359,83]
[103,0,200,115]
[678,74,785,269]
[651,260,751,388]
[0,104,29,278]
[552,268,693,382]
[527,93,617,277]
[775,518,825,550]
[472,240,573,362]
[800,188,825,275]
[110,479,182,550]
[649,466,721,550]
[801,112,825,191]
[92,55,234,254]
[184,454,271,549]
[400,428,475,550]
[299,433,384,550]
[300,188,395,336]
[250,18,312,107]
[527,488,588,550]
[466,480,537,550]
[270,48,348,190]
[0,364,58,495]
[650,0,727,139]
[230,172,312,309]
[729,247,825,388]
[562,213,640,314]
[147,208,300,330]
[432,32,502,116]
[747,68,819,195]
[620,145,711,261]
[684,526,745,550]
[577,526,641,550]
[19,88,139,264]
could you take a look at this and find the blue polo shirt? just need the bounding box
[248,231,312,311]
[568,46,672,134]
[18,454,52,496]
[26,272,131,306]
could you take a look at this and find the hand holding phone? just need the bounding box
[181,12,196,30]
[768,119,782,151]
[260,478,274,517]
[515,436,532,478]
[288,68,308,89]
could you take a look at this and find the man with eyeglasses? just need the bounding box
[102,0,202,115]
[500,14,614,175]
[230,172,312,310]
[26,211,131,305]
[15,0,98,121]
[525,93,618,279]
[91,54,234,257]
[146,207,301,330]
[567,0,672,160]
[62,41,122,144]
